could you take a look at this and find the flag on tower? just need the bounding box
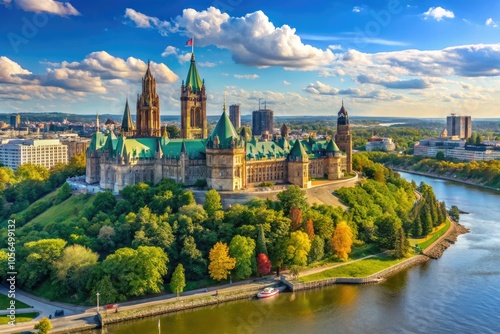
[186,38,193,46]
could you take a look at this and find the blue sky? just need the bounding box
[0,0,499,118]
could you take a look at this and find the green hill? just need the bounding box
[30,193,95,226]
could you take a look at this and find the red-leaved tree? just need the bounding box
[290,207,303,231]
[305,217,315,240]
[256,253,272,276]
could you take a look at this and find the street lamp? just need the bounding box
[96,292,100,313]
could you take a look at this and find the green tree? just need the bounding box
[34,317,52,334]
[375,214,401,249]
[449,205,460,222]
[286,231,311,267]
[208,242,236,281]
[179,236,207,280]
[53,245,99,294]
[166,124,181,138]
[170,264,186,298]
[102,246,168,297]
[0,250,8,281]
[394,228,409,259]
[229,235,256,280]
[19,239,67,289]
[412,214,423,237]
[0,167,16,191]
[420,205,433,236]
[16,163,49,182]
[204,189,222,217]
[308,235,324,263]
[277,185,308,215]
[89,275,121,305]
[435,151,445,160]
[55,182,72,204]
[255,224,268,256]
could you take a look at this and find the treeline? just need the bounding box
[352,127,437,152]
[362,152,500,189]
[0,153,86,221]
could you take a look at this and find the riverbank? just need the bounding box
[392,167,500,193]
[424,221,470,259]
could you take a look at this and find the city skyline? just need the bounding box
[0,0,499,118]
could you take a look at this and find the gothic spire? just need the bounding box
[185,52,203,94]
[121,98,135,132]
[96,111,100,132]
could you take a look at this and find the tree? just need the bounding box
[166,124,181,138]
[89,275,121,305]
[277,185,308,215]
[375,214,401,249]
[0,167,16,191]
[411,214,423,237]
[308,235,324,263]
[290,206,303,231]
[420,204,433,236]
[34,317,52,334]
[53,245,99,293]
[102,246,168,297]
[436,151,445,160]
[229,235,256,279]
[55,182,71,204]
[305,218,315,240]
[179,236,207,280]
[449,205,460,222]
[256,253,271,276]
[204,189,222,217]
[394,228,409,259]
[170,264,186,298]
[286,231,311,267]
[255,224,268,256]
[208,242,236,281]
[16,163,49,182]
[331,222,353,261]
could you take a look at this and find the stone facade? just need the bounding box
[86,55,352,192]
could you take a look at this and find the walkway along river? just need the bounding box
[84,172,500,334]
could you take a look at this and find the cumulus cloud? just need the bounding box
[423,7,455,21]
[486,18,498,28]
[283,80,291,85]
[198,61,216,67]
[161,46,179,57]
[124,8,171,35]
[352,6,363,13]
[304,81,403,101]
[328,44,342,51]
[126,7,334,69]
[9,0,80,16]
[234,74,259,79]
[357,74,431,89]
[0,56,32,84]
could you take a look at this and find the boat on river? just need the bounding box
[257,287,279,298]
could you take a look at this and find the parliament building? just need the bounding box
[86,53,352,192]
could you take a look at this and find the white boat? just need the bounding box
[257,287,279,299]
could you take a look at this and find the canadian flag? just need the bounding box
[186,38,193,46]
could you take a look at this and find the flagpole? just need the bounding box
[192,37,194,55]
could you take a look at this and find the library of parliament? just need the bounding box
[86,53,352,192]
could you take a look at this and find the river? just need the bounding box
[88,172,500,334]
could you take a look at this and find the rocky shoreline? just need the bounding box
[424,222,470,259]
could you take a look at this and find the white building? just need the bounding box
[366,136,396,152]
[413,138,500,161]
[0,139,68,170]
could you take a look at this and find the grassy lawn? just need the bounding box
[0,312,38,325]
[0,294,31,309]
[409,219,451,251]
[29,193,94,225]
[300,254,405,282]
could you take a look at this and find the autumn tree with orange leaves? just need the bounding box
[208,242,236,281]
[331,222,353,261]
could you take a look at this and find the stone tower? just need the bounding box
[206,104,245,191]
[181,53,207,139]
[335,101,352,172]
[325,139,344,180]
[136,62,160,137]
[287,140,311,188]
[121,98,135,137]
[85,114,105,184]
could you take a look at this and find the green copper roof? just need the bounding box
[88,131,107,151]
[246,141,288,160]
[123,138,158,159]
[289,139,308,158]
[208,110,240,148]
[185,54,203,94]
[121,99,135,131]
[325,139,341,153]
[161,139,206,159]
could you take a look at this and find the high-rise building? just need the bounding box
[136,62,160,137]
[0,139,68,170]
[9,114,20,128]
[180,53,207,139]
[335,102,352,173]
[252,109,274,136]
[447,114,472,139]
[229,104,241,129]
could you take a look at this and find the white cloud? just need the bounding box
[161,46,179,57]
[423,7,455,21]
[352,6,363,13]
[328,44,342,51]
[0,56,32,84]
[198,61,216,67]
[10,0,79,16]
[127,7,335,69]
[124,8,171,35]
[357,74,432,89]
[234,74,259,79]
[486,18,498,28]
[177,53,191,64]
[283,80,291,85]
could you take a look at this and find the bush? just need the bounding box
[258,182,274,188]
